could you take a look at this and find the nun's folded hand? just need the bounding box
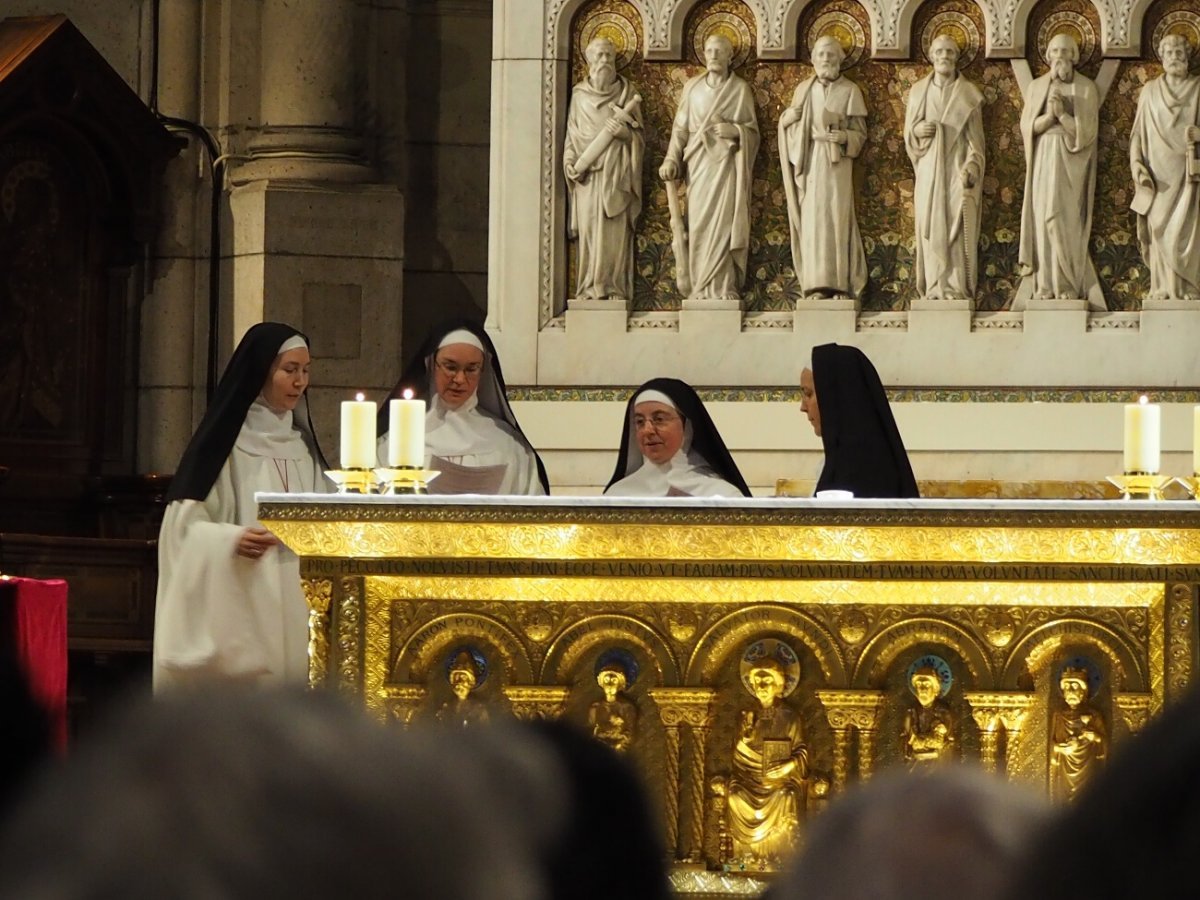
[237,527,278,560]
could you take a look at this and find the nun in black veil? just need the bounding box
[378,319,548,495]
[604,378,751,498]
[800,343,919,499]
[154,322,329,691]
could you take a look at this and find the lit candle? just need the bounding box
[340,392,376,469]
[388,389,425,467]
[1123,395,1160,474]
[1193,406,1200,476]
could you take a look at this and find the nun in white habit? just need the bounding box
[604,378,751,498]
[378,320,548,495]
[153,322,329,691]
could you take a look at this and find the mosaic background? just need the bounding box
[565,0,1200,313]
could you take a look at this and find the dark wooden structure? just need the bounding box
[0,15,182,726]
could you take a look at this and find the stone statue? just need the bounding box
[1130,33,1200,303]
[779,35,868,303]
[901,663,956,767]
[726,655,808,868]
[1016,33,1104,310]
[435,650,490,730]
[587,660,638,753]
[1049,667,1106,801]
[904,34,985,305]
[659,33,759,306]
[564,37,644,305]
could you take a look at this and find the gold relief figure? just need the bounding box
[588,661,638,753]
[1049,667,1106,801]
[726,642,808,870]
[435,650,491,730]
[902,663,956,767]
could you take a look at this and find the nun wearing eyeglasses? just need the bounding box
[604,378,751,498]
[378,319,548,495]
[153,322,330,691]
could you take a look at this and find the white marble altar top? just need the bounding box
[257,492,1198,514]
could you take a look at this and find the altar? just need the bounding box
[260,493,1196,887]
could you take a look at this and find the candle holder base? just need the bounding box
[1173,476,1200,499]
[1106,473,1172,501]
[325,468,377,494]
[375,467,439,495]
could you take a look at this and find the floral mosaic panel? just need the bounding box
[565,0,1195,313]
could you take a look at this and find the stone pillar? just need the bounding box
[649,688,718,862]
[816,690,887,790]
[227,1,404,452]
[964,692,1036,775]
[238,0,370,184]
[142,0,205,473]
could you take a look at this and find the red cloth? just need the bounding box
[0,576,68,751]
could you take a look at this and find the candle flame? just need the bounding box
[403,388,414,400]
[1139,395,1149,405]
[355,392,365,402]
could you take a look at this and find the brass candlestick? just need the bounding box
[375,466,439,495]
[1173,476,1200,500]
[1105,473,1172,501]
[325,468,377,494]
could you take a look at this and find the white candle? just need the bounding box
[1193,406,1200,476]
[1123,395,1160,474]
[388,390,425,467]
[340,392,376,469]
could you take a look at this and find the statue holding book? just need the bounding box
[726,640,808,868]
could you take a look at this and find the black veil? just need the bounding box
[604,377,751,497]
[167,322,327,502]
[811,343,918,499]
[378,318,550,494]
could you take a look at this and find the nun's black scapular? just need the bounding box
[811,343,918,499]
[604,377,751,497]
[168,322,326,502]
[379,318,549,494]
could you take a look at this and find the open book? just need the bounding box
[428,456,507,495]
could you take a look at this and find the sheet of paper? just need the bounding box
[428,456,507,495]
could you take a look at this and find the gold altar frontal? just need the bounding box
[260,494,1197,893]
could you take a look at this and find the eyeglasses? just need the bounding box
[435,358,483,379]
[633,412,681,431]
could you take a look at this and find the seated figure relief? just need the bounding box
[725,640,809,870]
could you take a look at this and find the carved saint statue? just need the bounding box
[587,661,638,753]
[564,37,644,304]
[904,34,985,304]
[1130,33,1200,303]
[1049,667,1106,801]
[435,650,490,730]
[779,35,868,302]
[659,33,759,306]
[1016,33,1104,309]
[726,653,808,868]
[901,663,956,766]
